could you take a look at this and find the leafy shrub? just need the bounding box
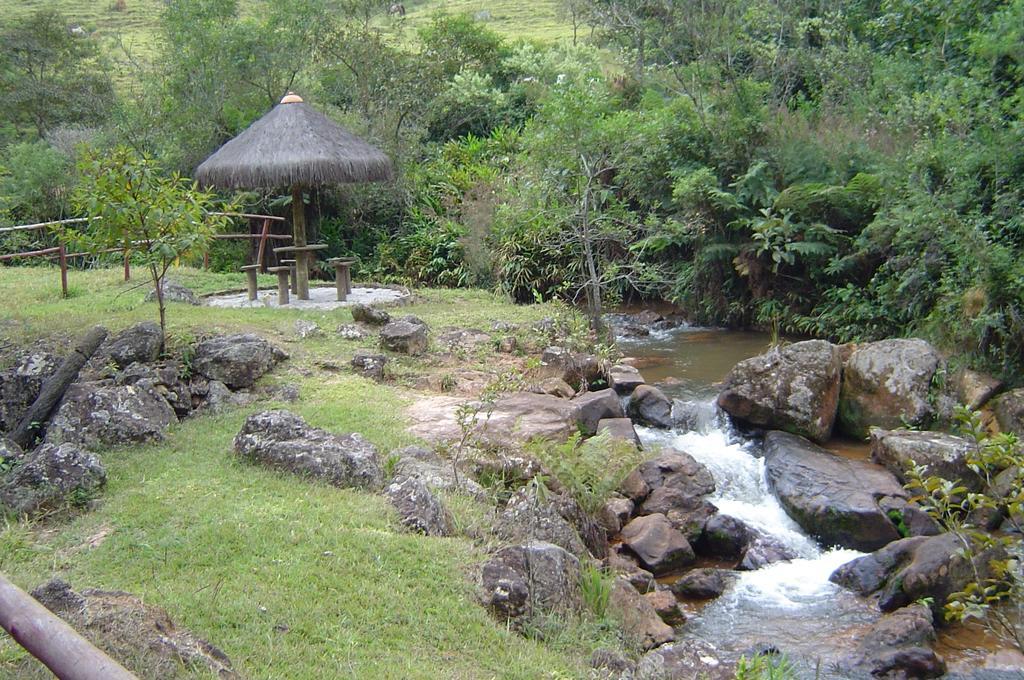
[528,432,643,515]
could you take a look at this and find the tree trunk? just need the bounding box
[10,326,108,449]
[151,264,166,353]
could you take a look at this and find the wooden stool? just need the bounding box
[240,264,260,301]
[273,244,329,300]
[281,259,298,295]
[267,266,291,305]
[327,257,357,301]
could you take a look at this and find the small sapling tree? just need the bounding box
[70,146,231,349]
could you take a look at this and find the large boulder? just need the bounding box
[953,368,1002,411]
[192,333,288,389]
[841,604,945,679]
[350,303,391,326]
[620,513,695,575]
[380,317,428,355]
[628,385,673,429]
[830,532,1007,614]
[571,388,625,435]
[838,338,944,439]
[0,443,106,515]
[44,381,177,449]
[116,361,192,417]
[608,577,675,650]
[31,579,237,678]
[870,429,978,489]
[597,418,641,449]
[672,568,735,601]
[97,322,162,369]
[717,340,841,443]
[233,410,383,490]
[479,541,581,629]
[390,445,485,499]
[145,279,200,306]
[609,365,645,395]
[992,388,1024,437]
[0,351,60,432]
[385,476,453,536]
[696,514,750,559]
[495,487,591,559]
[623,451,716,520]
[476,392,581,447]
[764,431,907,551]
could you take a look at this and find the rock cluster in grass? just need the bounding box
[0,325,290,516]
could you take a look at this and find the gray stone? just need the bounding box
[195,380,256,414]
[31,579,237,678]
[838,339,944,439]
[598,496,635,535]
[351,351,387,381]
[764,431,908,551]
[233,410,383,490]
[644,589,686,626]
[480,541,582,629]
[624,451,716,518]
[718,340,842,443]
[609,365,645,395]
[0,351,60,432]
[633,638,735,680]
[531,377,575,399]
[117,361,192,417]
[992,388,1024,437]
[596,418,641,449]
[608,577,675,650]
[294,319,321,339]
[45,381,176,449]
[572,388,625,435]
[495,487,591,559]
[697,514,749,559]
[380,319,428,355]
[871,428,979,489]
[475,392,581,447]
[437,328,491,352]
[830,532,1007,614]
[629,384,673,429]
[391,446,486,499]
[98,322,163,369]
[954,368,1002,411]
[146,279,200,306]
[385,476,453,536]
[351,303,391,326]
[336,323,368,340]
[843,604,945,678]
[0,436,23,464]
[672,568,736,600]
[738,532,798,571]
[0,443,106,515]
[620,513,695,575]
[193,334,288,389]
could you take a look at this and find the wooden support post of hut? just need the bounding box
[195,93,392,301]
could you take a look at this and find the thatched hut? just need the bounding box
[195,93,392,299]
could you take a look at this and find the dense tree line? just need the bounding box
[1,0,1022,379]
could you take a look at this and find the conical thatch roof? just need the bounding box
[194,94,393,189]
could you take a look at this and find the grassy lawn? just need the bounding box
[0,266,606,679]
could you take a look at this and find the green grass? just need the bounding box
[0,266,608,678]
[0,0,573,70]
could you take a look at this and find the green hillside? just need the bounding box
[2,0,574,65]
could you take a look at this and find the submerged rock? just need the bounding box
[830,532,1007,614]
[0,443,106,515]
[193,333,288,389]
[629,384,674,429]
[837,338,944,439]
[718,340,842,443]
[44,381,177,449]
[233,410,383,490]
[764,431,907,551]
[672,568,735,601]
[31,579,237,678]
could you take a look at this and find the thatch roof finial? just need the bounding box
[280,92,304,104]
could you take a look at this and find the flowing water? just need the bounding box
[614,321,1018,677]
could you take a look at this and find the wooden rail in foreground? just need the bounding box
[0,213,289,297]
[0,573,138,680]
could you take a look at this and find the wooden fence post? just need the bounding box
[58,245,68,298]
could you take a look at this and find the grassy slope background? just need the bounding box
[0,267,609,678]
[3,0,573,65]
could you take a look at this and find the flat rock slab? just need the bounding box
[870,428,977,489]
[206,285,409,309]
[406,393,580,448]
[764,430,907,551]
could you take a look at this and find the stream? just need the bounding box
[613,319,1019,678]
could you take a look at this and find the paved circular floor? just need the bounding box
[205,285,409,310]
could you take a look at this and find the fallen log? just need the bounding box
[10,326,107,449]
[0,573,137,680]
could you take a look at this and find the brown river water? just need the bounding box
[613,319,1022,678]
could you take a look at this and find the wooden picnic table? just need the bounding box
[273,244,328,300]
